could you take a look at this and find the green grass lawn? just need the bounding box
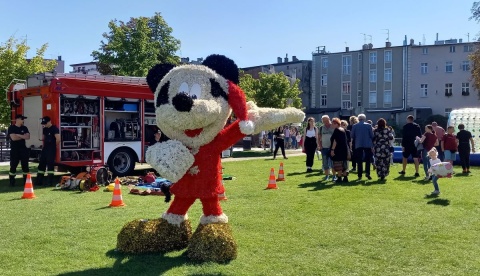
[0,156,479,275]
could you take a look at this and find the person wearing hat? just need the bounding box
[7,115,30,186]
[35,116,60,186]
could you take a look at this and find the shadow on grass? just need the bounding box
[426,198,450,206]
[58,249,229,276]
[298,178,364,191]
[393,176,419,182]
[452,173,472,178]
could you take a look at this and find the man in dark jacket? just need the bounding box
[399,115,422,177]
[8,114,30,186]
[351,114,374,180]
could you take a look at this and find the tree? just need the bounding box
[239,72,303,109]
[92,12,181,77]
[0,37,57,125]
[469,2,480,97]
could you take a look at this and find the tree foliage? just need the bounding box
[0,37,56,126]
[92,12,181,77]
[469,2,480,97]
[239,72,303,109]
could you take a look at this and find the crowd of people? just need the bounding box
[294,113,475,192]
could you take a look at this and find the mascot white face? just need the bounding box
[147,55,240,149]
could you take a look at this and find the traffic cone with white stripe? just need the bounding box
[109,177,126,207]
[21,173,36,199]
[266,168,278,189]
[277,162,285,181]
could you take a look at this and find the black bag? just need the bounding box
[389,146,395,153]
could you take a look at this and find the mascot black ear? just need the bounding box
[202,54,239,84]
[146,64,175,93]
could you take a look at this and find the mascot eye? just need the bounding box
[190,83,202,99]
[179,82,189,94]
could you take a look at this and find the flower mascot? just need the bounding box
[116,54,305,263]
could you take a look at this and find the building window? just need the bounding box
[342,82,351,94]
[421,63,428,74]
[320,95,327,106]
[421,84,428,97]
[384,50,392,62]
[422,47,428,54]
[369,52,377,64]
[445,61,453,73]
[384,68,392,81]
[369,91,377,108]
[342,101,352,109]
[342,56,352,75]
[321,74,327,86]
[369,69,377,82]
[445,83,453,96]
[464,45,474,52]
[449,46,456,53]
[357,101,362,107]
[445,108,452,118]
[322,57,328,68]
[383,90,392,107]
[462,82,470,96]
[462,61,471,71]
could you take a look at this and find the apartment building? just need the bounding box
[408,39,476,119]
[241,55,312,108]
[70,62,100,75]
[310,43,406,122]
[310,37,478,124]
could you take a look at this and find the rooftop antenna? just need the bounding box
[361,33,367,44]
[422,34,426,45]
[368,35,372,44]
[466,33,470,42]
[382,29,390,42]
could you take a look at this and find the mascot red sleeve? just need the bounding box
[116,54,305,263]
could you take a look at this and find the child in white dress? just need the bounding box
[427,148,441,195]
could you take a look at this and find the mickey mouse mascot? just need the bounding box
[117,54,305,263]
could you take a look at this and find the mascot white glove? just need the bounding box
[145,140,195,183]
[246,101,305,134]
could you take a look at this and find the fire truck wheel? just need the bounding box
[108,148,136,177]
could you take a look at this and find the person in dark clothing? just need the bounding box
[399,115,422,177]
[351,114,374,180]
[8,114,30,186]
[419,125,439,180]
[330,118,349,183]
[36,116,60,186]
[302,117,318,172]
[149,128,169,145]
[273,126,287,160]
[348,116,359,171]
[456,124,475,173]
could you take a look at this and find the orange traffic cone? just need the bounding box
[266,168,278,189]
[109,178,126,207]
[21,173,36,199]
[277,162,285,181]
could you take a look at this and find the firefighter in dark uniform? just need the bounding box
[36,116,60,186]
[8,114,30,186]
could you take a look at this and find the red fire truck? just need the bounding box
[6,72,158,176]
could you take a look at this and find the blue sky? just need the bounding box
[0,0,478,69]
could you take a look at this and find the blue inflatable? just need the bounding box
[392,146,480,166]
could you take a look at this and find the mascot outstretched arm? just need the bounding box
[117,54,305,263]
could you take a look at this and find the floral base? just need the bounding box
[116,218,192,253]
[186,223,237,263]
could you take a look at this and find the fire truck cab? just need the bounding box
[6,72,157,176]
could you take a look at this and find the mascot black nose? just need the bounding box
[172,92,194,112]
